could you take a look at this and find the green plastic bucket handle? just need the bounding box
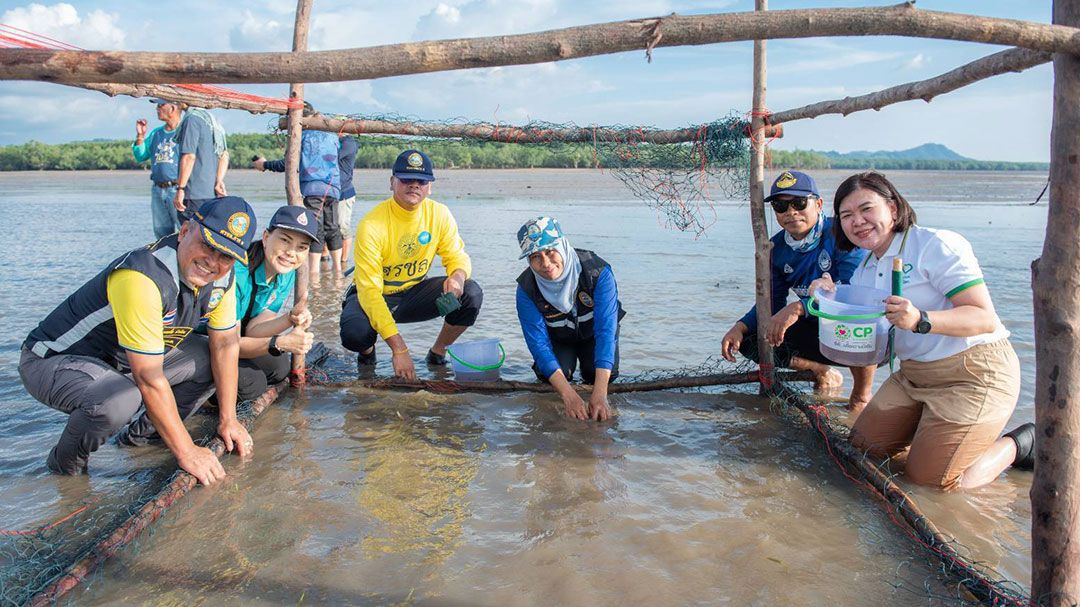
[447,343,506,372]
[806,294,886,322]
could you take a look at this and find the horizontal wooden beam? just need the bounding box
[1,4,1076,84]
[283,115,783,142]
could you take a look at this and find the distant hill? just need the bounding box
[769,143,1047,171]
[819,143,970,162]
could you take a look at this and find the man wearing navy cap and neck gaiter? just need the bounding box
[19,196,257,486]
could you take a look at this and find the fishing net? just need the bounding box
[264,112,752,236]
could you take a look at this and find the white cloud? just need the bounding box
[414,0,561,39]
[433,3,462,24]
[2,3,125,50]
[228,9,292,52]
[901,53,929,71]
[305,81,386,114]
[0,83,135,140]
[374,60,614,124]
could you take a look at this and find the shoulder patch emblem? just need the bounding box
[578,291,594,307]
[208,287,225,310]
[162,308,177,325]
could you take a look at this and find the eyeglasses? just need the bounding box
[770,197,811,214]
[397,178,429,186]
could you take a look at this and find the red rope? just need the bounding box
[745,108,779,147]
[0,503,90,537]
[0,23,81,50]
[0,24,298,110]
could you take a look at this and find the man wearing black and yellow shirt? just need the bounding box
[19,196,257,485]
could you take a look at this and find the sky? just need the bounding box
[0,1,1055,161]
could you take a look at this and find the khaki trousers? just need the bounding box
[850,339,1020,491]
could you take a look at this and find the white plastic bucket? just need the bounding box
[447,339,506,382]
[807,285,890,367]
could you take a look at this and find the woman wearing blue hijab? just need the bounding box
[515,217,625,421]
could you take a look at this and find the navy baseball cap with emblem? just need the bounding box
[765,170,820,202]
[269,205,320,244]
[392,149,435,182]
[193,196,257,265]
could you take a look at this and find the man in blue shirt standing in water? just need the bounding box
[132,98,183,239]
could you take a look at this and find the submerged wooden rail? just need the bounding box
[333,370,815,394]
[27,382,290,607]
[3,4,1079,84]
[776,385,1030,607]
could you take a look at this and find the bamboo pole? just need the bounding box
[1031,1,1080,603]
[770,47,1050,125]
[749,0,775,391]
[286,0,312,385]
[2,5,1079,84]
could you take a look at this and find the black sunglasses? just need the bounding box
[398,178,429,186]
[770,196,811,214]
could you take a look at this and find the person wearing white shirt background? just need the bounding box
[809,171,1034,491]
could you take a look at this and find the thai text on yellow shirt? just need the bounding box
[352,197,471,339]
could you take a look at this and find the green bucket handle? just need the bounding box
[447,342,506,372]
[806,293,886,322]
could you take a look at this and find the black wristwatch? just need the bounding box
[915,310,932,334]
[268,335,282,356]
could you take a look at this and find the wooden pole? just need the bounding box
[749,0,775,392]
[1031,1,1080,603]
[3,6,1080,84]
[283,114,782,142]
[286,0,312,385]
[770,47,1050,125]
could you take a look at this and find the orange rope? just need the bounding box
[0,503,90,537]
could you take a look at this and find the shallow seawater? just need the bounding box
[0,169,1045,604]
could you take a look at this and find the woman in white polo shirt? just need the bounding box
[811,171,1033,491]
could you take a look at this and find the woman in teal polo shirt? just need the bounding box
[234,206,318,400]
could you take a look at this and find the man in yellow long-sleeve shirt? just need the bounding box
[340,149,483,379]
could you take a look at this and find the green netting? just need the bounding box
[264,112,752,236]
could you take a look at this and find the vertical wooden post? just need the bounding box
[287,0,312,385]
[749,0,775,391]
[1031,1,1080,603]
